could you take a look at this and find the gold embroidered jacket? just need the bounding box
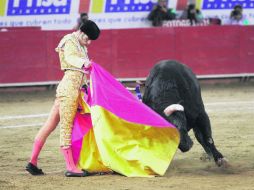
[55,32,90,71]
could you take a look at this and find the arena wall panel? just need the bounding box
[0,26,254,84]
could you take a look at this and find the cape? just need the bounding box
[71,62,179,177]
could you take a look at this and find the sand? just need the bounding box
[0,82,254,190]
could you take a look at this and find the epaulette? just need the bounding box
[55,33,79,52]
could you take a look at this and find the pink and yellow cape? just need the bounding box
[71,63,179,177]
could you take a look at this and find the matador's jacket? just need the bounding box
[55,32,90,147]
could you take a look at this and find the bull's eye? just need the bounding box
[167,112,187,132]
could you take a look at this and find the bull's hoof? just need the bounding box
[200,153,212,162]
[216,158,229,168]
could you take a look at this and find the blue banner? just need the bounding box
[202,0,254,9]
[7,0,71,16]
[105,0,157,12]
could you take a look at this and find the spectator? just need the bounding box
[180,3,203,25]
[225,4,249,25]
[233,4,243,14]
[73,12,89,30]
[148,0,176,27]
[209,17,222,25]
[196,9,203,21]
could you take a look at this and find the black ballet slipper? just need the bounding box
[65,170,90,177]
[25,162,44,175]
[83,170,118,176]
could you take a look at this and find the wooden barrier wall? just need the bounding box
[0,26,254,84]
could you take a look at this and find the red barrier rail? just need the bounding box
[0,26,254,85]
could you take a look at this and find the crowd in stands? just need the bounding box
[147,0,176,26]
[224,4,249,25]
[147,0,249,27]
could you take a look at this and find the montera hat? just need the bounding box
[79,20,100,40]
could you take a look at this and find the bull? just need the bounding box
[142,60,227,167]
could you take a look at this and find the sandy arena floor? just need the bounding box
[0,81,254,190]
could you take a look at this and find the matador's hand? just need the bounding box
[83,60,93,74]
[83,59,92,69]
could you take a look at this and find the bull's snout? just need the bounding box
[179,133,193,152]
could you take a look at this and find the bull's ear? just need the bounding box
[164,104,184,116]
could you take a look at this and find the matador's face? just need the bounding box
[78,32,91,47]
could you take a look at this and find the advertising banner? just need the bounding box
[0,0,254,30]
[0,0,189,30]
[88,0,158,29]
[0,0,80,30]
[89,0,254,29]
[196,0,254,25]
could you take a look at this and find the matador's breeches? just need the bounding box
[56,70,85,147]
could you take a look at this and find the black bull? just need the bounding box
[142,60,227,166]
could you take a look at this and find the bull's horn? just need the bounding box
[164,104,184,116]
